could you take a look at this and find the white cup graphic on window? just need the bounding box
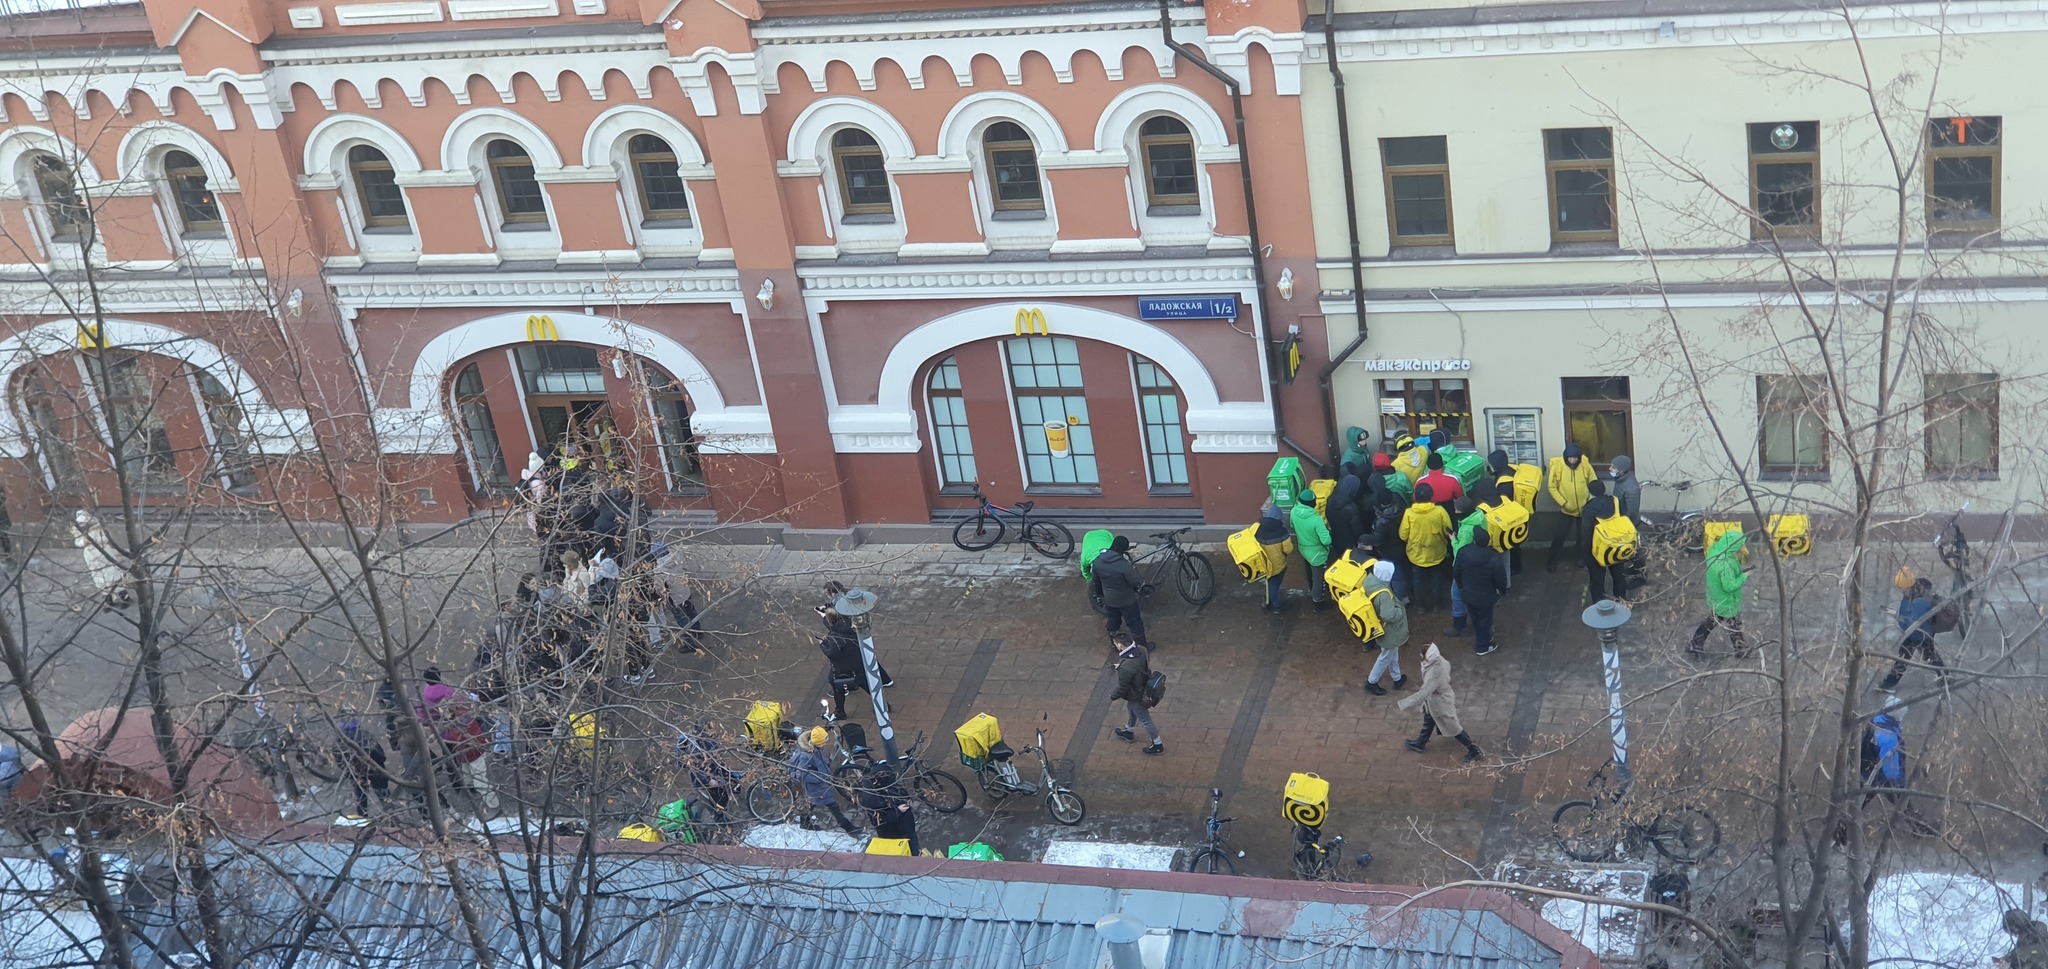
[1043,420,1071,459]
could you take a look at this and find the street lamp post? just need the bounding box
[1581,598,1633,795]
[828,582,900,763]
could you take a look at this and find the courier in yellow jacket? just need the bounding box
[1546,442,1598,568]
[1399,482,1454,612]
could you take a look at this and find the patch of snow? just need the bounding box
[1509,865,1649,964]
[741,824,865,853]
[1039,840,1181,871]
[1863,871,2048,967]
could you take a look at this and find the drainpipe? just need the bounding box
[1317,3,1371,468]
[1158,0,1321,465]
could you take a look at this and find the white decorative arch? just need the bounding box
[1091,84,1231,153]
[301,113,424,179]
[828,301,1272,453]
[579,105,709,170]
[437,106,564,172]
[115,121,239,192]
[0,319,311,457]
[935,91,1070,157]
[0,126,105,190]
[389,311,773,454]
[783,96,916,164]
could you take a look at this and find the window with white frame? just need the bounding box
[832,128,894,218]
[31,154,89,242]
[1139,116,1198,209]
[163,150,223,235]
[1133,358,1188,489]
[1007,337,1096,488]
[982,121,1044,214]
[348,144,410,229]
[628,134,691,225]
[927,356,975,490]
[486,139,548,228]
[453,363,511,491]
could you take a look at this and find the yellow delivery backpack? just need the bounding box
[1480,500,1531,551]
[1338,584,1395,643]
[1508,463,1542,513]
[1308,478,1337,519]
[1592,508,1639,566]
[1323,550,1373,599]
[1227,525,1292,582]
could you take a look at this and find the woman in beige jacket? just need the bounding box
[1397,644,1484,762]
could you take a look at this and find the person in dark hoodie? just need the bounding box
[818,608,892,719]
[1366,452,1400,513]
[1607,455,1646,591]
[1327,470,1366,567]
[1580,479,1628,603]
[1369,478,1411,602]
[1255,503,1293,612]
[1340,425,1374,470]
[1089,536,1151,650]
[1485,450,1527,574]
[1454,526,1509,655]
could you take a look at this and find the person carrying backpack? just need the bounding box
[1689,529,1750,656]
[1361,560,1410,696]
[1880,574,1949,691]
[1581,480,1631,603]
[1453,527,1509,655]
[792,727,859,835]
[1400,483,1453,613]
[1109,633,1163,755]
[1290,489,1334,611]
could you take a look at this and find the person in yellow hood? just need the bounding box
[1546,442,1597,571]
[1399,482,1453,612]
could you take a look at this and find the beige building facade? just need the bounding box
[1302,0,2048,519]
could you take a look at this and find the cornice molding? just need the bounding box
[796,256,1255,300]
[0,273,272,315]
[329,268,744,307]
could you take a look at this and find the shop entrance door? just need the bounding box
[532,398,613,456]
[1560,376,1633,464]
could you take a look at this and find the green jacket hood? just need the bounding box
[1705,529,1749,617]
[1708,529,1747,559]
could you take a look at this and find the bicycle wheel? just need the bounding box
[1186,846,1236,875]
[1025,520,1074,560]
[1175,552,1216,606]
[1648,806,1721,864]
[1046,789,1086,825]
[912,769,968,814]
[952,513,1005,551]
[1552,800,1618,862]
[831,761,871,795]
[1291,844,1323,881]
[746,776,799,823]
[975,767,1011,801]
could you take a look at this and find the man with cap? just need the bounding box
[1546,443,1597,571]
[1089,535,1151,650]
[1360,559,1410,695]
[1290,488,1334,610]
[792,726,859,835]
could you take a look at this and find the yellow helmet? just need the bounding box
[1893,566,1917,590]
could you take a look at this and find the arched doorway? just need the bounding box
[12,349,258,504]
[444,342,703,498]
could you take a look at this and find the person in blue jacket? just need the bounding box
[1880,577,1949,691]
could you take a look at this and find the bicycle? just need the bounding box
[835,726,968,815]
[1180,787,1239,875]
[965,716,1086,824]
[1551,759,1721,864]
[742,705,868,823]
[1291,823,1368,881]
[1087,527,1216,612]
[1638,480,1706,555]
[951,486,1075,560]
[1935,502,1973,636]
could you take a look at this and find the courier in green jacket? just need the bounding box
[1290,489,1334,609]
[1688,529,1750,655]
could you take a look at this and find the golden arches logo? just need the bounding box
[1013,307,1048,337]
[77,323,104,349]
[526,314,560,342]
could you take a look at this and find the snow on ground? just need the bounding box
[1508,865,1649,964]
[1864,871,2048,967]
[1040,840,1180,872]
[742,824,866,853]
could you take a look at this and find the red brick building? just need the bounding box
[0,0,1325,536]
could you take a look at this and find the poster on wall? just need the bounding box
[1486,408,1543,466]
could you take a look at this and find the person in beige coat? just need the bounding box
[1397,644,1484,762]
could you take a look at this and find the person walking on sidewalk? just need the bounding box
[1880,575,1949,691]
[1546,443,1597,570]
[792,727,860,835]
[1361,559,1411,696]
[1109,633,1163,755]
[1256,504,1294,613]
[1453,527,1508,655]
[1580,480,1628,603]
[1446,493,1487,637]
[1689,529,1751,656]
[1398,644,1484,762]
[1090,535,1151,648]
[818,607,892,720]
[336,710,391,820]
[1400,483,1453,613]
[1291,489,1334,611]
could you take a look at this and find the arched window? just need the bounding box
[925,356,974,490]
[628,134,691,224]
[1138,116,1198,208]
[193,370,256,492]
[981,121,1043,213]
[644,364,704,493]
[348,144,410,229]
[831,128,893,217]
[31,154,88,241]
[162,150,222,234]
[99,354,181,490]
[486,139,548,227]
[1006,336,1096,487]
[453,363,510,491]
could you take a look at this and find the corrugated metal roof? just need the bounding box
[2,840,1585,969]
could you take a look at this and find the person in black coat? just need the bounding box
[1580,479,1628,603]
[1454,527,1509,656]
[860,766,919,854]
[1370,494,1410,602]
[818,609,891,719]
[1088,536,1150,649]
[1327,473,1366,565]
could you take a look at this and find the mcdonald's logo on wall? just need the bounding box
[525,314,560,342]
[1013,307,1049,337]
[77,323,104,349]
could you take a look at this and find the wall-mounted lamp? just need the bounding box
[755,277,776,311]
[284,288,304,317]
[1276,268,1295,301]
[610,352,627,379]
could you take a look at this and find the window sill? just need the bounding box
[1023,485,1103,497]
[1385,243,1457,259]
[500,221,551,232]
[1548,239,1620,253]
[667,486,710,497]
[991,209,1047,222]
[1926,469,2000,481]
[181,230,227,241]
[362,224,415,235]
[1756,471,1830,483]
[938,484,979,496]
[1928,227,2001,247]
[1147,485,1194,497]
[1146,204,1201,218]
[840,212,897,225]
[641,218,695,230]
